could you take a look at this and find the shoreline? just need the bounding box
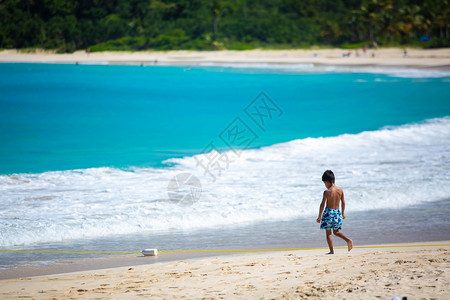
[0,241,448,299]
[2,198,450,281]
[1,240,448,280]
[1,48,450,70]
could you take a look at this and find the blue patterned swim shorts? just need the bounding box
[320,208,343,230]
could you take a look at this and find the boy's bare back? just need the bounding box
[324,185,344,210]
[318,170,352,253]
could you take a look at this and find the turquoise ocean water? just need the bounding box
[0,62,449,271]
[1,63,449,174]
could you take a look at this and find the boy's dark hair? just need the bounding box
[322,170,335,183]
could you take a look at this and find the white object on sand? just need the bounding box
[142,249,158,256]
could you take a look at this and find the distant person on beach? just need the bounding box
[342,51,352,57]
[316,170,353,254]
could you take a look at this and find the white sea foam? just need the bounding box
[1,117,449,247]
[193,62,450,78]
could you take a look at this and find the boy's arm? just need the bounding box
[341,190,346,219]
[316,191,327,223]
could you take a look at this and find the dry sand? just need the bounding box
[1,48,450,68]
[0,243,448,299]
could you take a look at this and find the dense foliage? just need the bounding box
[0,0,448,52]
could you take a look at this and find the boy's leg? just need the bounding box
[325,229,333,254]
[333,229,353,252]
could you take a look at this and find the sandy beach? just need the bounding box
[1,48,450,69]
[0,242,448,299]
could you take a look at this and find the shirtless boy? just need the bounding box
[316,170,353,254]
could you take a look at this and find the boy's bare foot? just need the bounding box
[347,239,353,252]
[326,252,334,255]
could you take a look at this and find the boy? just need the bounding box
[316,170,353,254]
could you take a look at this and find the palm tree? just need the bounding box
[396,4,424,39]
[210,0,223,39]
[359,0,393,42]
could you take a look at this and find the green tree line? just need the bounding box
[0,0,448,52]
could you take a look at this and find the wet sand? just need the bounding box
[0,242,448,299]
